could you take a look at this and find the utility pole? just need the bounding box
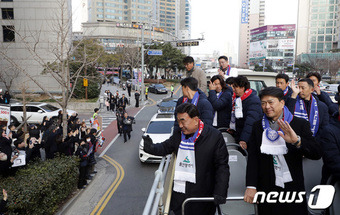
[141,25,145,103]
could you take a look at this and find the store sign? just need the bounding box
[241,0,249,24]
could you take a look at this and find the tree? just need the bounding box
[0,65,19,93]
[145,42,186,78]
[0,0,104,138]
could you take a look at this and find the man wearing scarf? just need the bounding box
[275,73,292,102]
[285,78,329,137]
[228,75,262,150]
[244,87,322,215]
[306,72,337,115]
[218,56,231,80]
[183,56,207,95]
[174,77,214,128]
[143,103,229,215]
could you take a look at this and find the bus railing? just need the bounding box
[142,154,172,215]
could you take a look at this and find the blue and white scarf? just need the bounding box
[174,120,204,193]
[261,106,293,188]
[283,86,289,96]
[182,91,200,106]
[294,95,319,136]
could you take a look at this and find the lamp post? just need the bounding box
[141,24,145,103]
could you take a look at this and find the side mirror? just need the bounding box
[141,128,146,132]
[38,110,43,113]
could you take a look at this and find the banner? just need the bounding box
[0,105,10,133]
[241,0,249,23]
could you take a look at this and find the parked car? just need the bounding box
[325,84,339,102]
[148,84,168,94]
[10,102,77,124]
[157,98,177,113]
[139,113,175,163]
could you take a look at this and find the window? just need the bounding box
[318,28,324,34]
[1,0,13,2]
[27,106,41,113]
[326,20,333,26]
[325,43,332,51]
[319,14,325,19]
[11,106,23,112]
[2,25,15,42]
[325,35,332,41]
[311,36,316,41]
[326,28,333,34]
[2,8,14,19]
[317,43,324,52]
[317,35,324,41]
[327,13,334,19]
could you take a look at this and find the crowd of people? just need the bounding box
[0,91,11,104]
[143,55,340,215]
[0,109,104,193]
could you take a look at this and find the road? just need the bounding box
[62,87,181,215]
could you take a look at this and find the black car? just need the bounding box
[157,98,177,113]
[149,84,168,94]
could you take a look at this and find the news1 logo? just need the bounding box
[253,185,335,209]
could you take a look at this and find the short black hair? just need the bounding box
[218,56,228,61]
[259,87,284,101]
[298,78,314,88]
[225,77,234,85]
[337,84,340,93]
[275,73,289,83]
[94,108,99,113]
[233,75,250,90]
[183,56,194,64]
[306,72,321,83]
[211,75,227,90]
[176,103,199,118]
[180,77,198,91]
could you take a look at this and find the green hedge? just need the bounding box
[0,156,79,215]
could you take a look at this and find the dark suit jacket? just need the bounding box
[145,125,229,215]
[208,87,233,128]
[246,117,322,215]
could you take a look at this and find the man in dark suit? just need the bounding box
[275,73,292,102]
[285,78,329,137]
[174,77,214,127]
[143,103,229,215]
[118,94,129,111]
[244,87,322,215]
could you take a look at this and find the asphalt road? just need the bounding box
[99,92,177,215]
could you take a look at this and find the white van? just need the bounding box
[206,68,277,94]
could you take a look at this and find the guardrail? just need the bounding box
[142,154,172,215]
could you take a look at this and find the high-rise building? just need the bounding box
[296,0,339,55]
[238,0,266,68]
[88,0,180,36]
[179,0,191,54]
[0,0,72,93]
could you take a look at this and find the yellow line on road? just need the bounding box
[173,84,181,96]
[90,155,125,215]
[146,97,157,106]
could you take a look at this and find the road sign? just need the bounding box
[147,50,163,55]
[176,41,199,47]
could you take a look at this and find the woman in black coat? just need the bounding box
[208,75,232,129]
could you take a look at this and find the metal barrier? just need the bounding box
[142,154,171,215]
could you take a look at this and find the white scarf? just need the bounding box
[173,121,204,193]
[261,106,293,188]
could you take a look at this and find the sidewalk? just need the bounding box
[56,84,145,215]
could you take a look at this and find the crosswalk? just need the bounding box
[86,111,117,130]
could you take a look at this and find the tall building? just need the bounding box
[88,0,180,36]
[0,0,72,93]
[296,0,339,55]
[179,0,191,55]
[238,0,266,68]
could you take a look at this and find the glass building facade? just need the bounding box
[308,0,338,53]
